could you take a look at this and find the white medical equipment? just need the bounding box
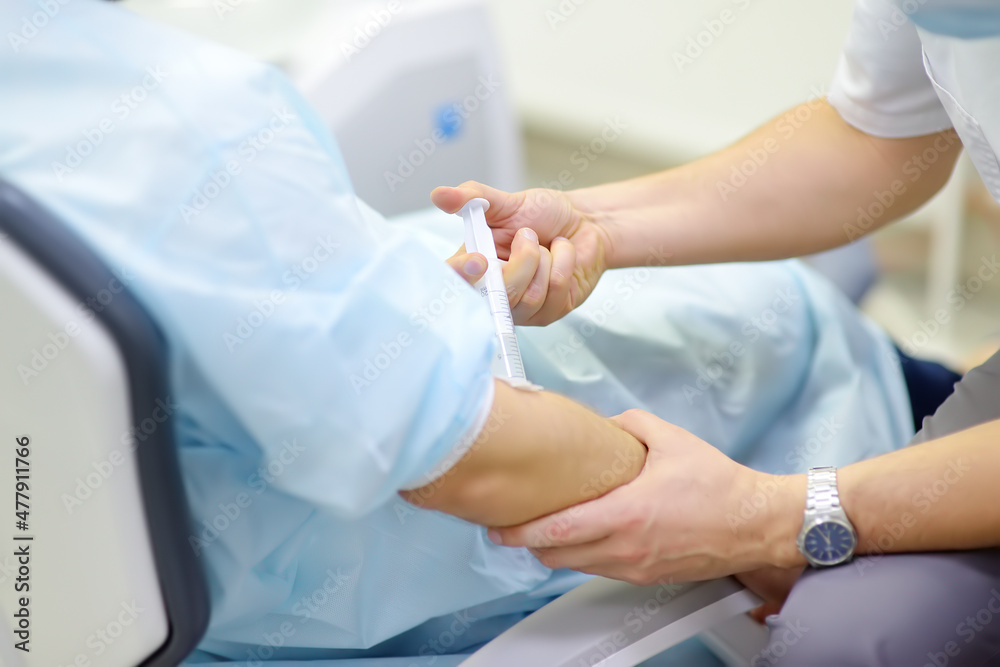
[284,0,523,218]
[119,0,523,218]
[460,198,536,388]
[0,180,209,666]
[0,177,769,666]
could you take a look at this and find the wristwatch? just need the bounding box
[796,466,857,567]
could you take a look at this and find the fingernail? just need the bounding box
[520,228,538,242]
[464,256,486,275]
[487,528,503,545]
[554,236,568,243]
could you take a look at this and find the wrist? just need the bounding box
[835,464,869,553]
[760,473,809,569]
[567,174,688,270]
[565,187,621,270]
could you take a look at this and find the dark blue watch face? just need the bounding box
[804,521,854,565]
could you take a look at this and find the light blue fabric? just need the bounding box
[890,0,1000,38]
[400,210,914,477]
[0,1,912,664]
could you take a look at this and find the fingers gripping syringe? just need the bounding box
[460,198,540,390]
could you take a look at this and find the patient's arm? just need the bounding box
[401,379,647,527]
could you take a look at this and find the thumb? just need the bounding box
[749,602,783,625]
[446,249,488,286]
[431,181,518,219]
[609,409,674,443]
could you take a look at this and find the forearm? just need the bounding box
[767,419,1000,568]
[401,380,647,527]
[570,100,960,268]
[844,418,1000,555]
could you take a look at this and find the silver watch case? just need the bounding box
[796,506,858,567]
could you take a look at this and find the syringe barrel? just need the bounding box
[480,266,527,381]
[460,198,530,384]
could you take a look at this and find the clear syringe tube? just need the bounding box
[460,198,538,390]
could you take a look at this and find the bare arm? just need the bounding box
[576,100,961,268]
[488,412,1000,585]
[400,379,647,527]
[433,101,962,325]
[757,418,1000,569]
[830,417,999,558]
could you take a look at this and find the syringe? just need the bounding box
[460,198,539,390]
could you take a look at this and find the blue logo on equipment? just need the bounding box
[435,104,463,141]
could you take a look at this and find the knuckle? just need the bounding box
[621,570,646,586]
[535,551,558,569]
[549,270,569,291]
[542,521,572,546]
[621,408,644,423]
[613,544,643,564]
[631,547,651,566]
[519,287,544,309]
[517,231,541,250]
[622,514,644,532]
[634,572,658,587]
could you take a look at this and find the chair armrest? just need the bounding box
[460,576,762,667]
[702,613,771,667]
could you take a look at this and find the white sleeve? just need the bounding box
[828,0,953,138]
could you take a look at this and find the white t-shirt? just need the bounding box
[828,0,1000,201]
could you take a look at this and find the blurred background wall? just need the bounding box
[121,0,1000,365]
[489,0,851,172]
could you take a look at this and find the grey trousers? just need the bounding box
[762,350,1000,666]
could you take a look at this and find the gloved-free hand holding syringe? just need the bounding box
[460,198,540,390]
